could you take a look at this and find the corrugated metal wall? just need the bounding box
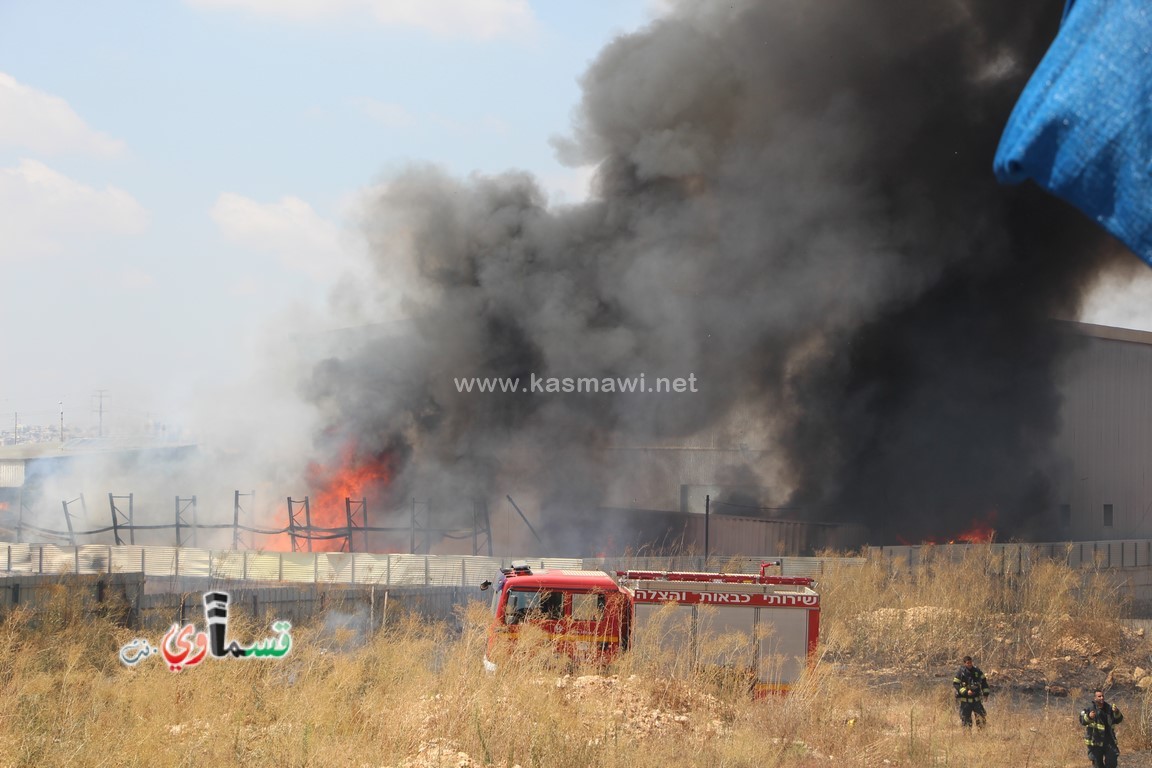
[681,514,869,556]
[0,542,581,586]
[601,446,770,511]
[0,461,24,488]
[872,540,1152,571]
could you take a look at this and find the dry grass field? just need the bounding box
[2,545,1151,767]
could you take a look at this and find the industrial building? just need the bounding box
[1052,322,1152,540]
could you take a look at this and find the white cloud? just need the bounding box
[210,192,355,281]
[185,0,536,40]
[0,159,148,260]
[355,97,509,135]
[433,113,510,136]
[0,73,125,156]
[354,98,418,129]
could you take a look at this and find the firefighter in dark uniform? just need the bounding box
[952,655,990,728]
[1081,689,1123,768]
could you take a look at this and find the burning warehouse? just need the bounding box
[6,315,1152,556]
[291,313,1152,556]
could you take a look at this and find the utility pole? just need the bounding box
[59,401,64,444]
[94,390,108,437]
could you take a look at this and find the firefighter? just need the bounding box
[1080,689,1123,768]
[952,655,990,728]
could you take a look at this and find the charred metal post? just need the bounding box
[61,494,85,547]
[287,497,295,549]
[233,490,254,549]
[109,494,119,546]
[345,496,366,553]
[175,496,197,547]
[704,494,710,569]
[109,493,134,546]
[356,497,367,552]
[473,498,493,556]
[345,497,354,552]
[61,501,74,546]
[287,497,307,552]
[303,497,313,553]
[506,495,543,547]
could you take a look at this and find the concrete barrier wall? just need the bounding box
[0,541,579,587]
[871,540,1152,570]
[0,572,486,632]
[8,539,1152,628]
[868,541,1152,614]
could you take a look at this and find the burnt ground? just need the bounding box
[854,641,1152,766]
[820,611,1152,761]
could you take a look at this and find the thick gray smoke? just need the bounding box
[306,0,1124,550]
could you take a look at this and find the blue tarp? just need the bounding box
[993,0,1152,264]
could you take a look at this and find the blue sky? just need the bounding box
[0,0,655,433]
[2,0,1150,436]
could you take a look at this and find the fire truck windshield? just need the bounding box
[504,589,563,624]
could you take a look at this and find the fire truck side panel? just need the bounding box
[695,604,756,670]
[755,607,812,693]
[624,575,819,694]
[807,605,820,657]
[632,602,696,658]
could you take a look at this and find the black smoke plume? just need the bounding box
[306,0,1125,549]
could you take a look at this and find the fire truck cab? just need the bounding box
[483,562,628,671]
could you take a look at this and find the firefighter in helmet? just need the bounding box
[952,655,990,728]
[1081,688,1123,768]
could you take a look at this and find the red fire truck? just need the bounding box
[482,561,820,695]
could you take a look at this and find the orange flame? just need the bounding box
[297,442,394,552]
[900,510,998,545]
[955,511,997,544]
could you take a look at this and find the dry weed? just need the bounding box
[0,546,1147,766]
